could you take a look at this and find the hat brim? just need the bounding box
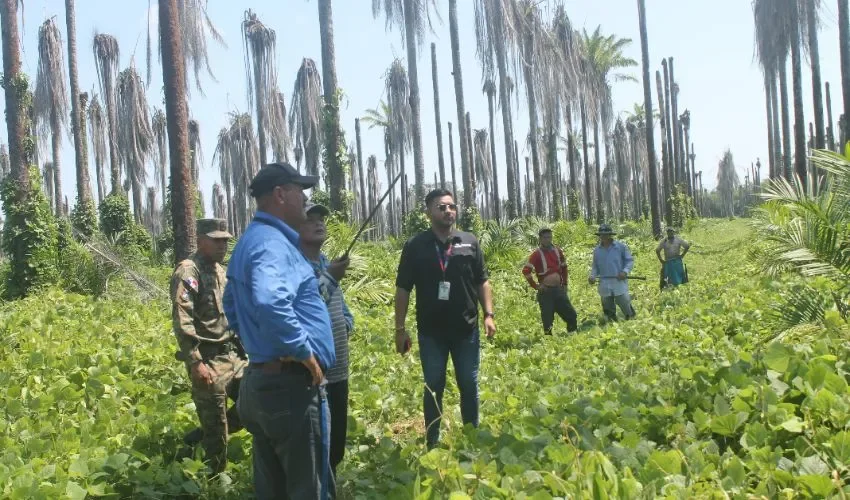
[595,231,617,235]
[292,175,319,189]
[204,230,233,239]
[306,204,330,217]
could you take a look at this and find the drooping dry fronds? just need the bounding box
[35,17,69,142]
[289,58,324,177]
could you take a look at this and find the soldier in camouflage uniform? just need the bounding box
[171,218,247,474]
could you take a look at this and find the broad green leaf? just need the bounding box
[797,474,835,497]
[777,417,805,433]
[648,450,682,475]
[65,481,87,500]
[829,431,850,464]
[763,343,791,373]
[711,412,747,437]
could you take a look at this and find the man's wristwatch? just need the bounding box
[484,311,495,319]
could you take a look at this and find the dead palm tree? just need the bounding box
[362,99,400,233]
[449,0,472,208]
[514,0,546,217]
[242,9,280,166]
[474,0,519,218]
[717,150,739,217]
[384,59,413,218]
[552,3,583,220]
[88,94,108,204]
[225,112,261,234]
[64,0,93,214]
[840,0,850,144]
[93,33,121,194]
[801,0,825,149]
[152,108,168,208]
[117,64,154,223]
[482,79,501,220]
[212,182,226,221]
[268,86,291,163]
[372,0,437,205]
[785,0,808,187]
[431,42,447,188]
[44,162,56,213]
[188,118,204,210]
[315,0,345,213]
[637,0,661,238]
[35,17,69,217]
[213,127,234,232]
[290,58,324,179]
[473,129,493,218]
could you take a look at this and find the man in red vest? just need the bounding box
[522,228,578,335]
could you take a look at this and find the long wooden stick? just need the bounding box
[343,172,403,257]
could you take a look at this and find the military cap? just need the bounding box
[197,218,232,239]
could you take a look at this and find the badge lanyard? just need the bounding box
[435,242,453,278]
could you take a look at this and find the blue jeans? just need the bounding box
[237,365,333,499]
[417,330,480,448]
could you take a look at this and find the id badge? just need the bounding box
[438,281,451,301]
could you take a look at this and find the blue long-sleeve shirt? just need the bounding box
[590,240,634,297]
[223,211,335,369]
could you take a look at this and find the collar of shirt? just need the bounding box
[254,210,300,247]
[308,253,328,274]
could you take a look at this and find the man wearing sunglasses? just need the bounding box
[394,188,496,449]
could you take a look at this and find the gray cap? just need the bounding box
[305,202,330,217]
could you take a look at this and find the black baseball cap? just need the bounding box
[249,162,319,197]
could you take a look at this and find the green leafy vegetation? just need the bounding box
[2,219,848,498]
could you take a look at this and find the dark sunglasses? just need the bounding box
[437,203,458,212]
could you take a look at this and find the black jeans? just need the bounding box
[237,365,334,500]
[537,286,578,333]
[326,379,349,479]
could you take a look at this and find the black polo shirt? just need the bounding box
[396,229,489,336]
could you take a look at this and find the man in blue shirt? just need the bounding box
[223,162,335,500]
[588,224,636,321]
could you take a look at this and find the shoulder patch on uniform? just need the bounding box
[183,277,199,292]
[180,289,190,301]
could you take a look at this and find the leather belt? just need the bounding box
[249,358,305,375]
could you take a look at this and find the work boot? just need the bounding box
[183,427,203,447]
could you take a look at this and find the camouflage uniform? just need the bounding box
[170,219,246,474]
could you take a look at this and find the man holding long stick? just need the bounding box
[588,224,636,322]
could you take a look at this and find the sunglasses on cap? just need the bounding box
[437,203,458,212]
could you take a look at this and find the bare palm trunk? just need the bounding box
[521,35,543,217]
[827,82,836,151]
[806,0,825,149]
[566,104,578,219]
[431,43,446,188]
[449,0,472,208]
[494,4,516,218]
[548,129,562,219]
[106,82,120,194]
[448,121,458,196]
[485,90,500,221]
[403,0,425,203]
[0,0,27,194]
[669,58,683,183]
[656,70,672,226]
[662,60,675,187]
[770,75,782,177]
[637,0,661,238]
[355,118,367,221]
[764,74,776,178]
[514,140,522,217]
[580,102,592,222]
[65,0,91,210]
[779,62,792,180]
[839,0,850,146]
[318,0,344,213]
[790,4,807,187]
[160,0,196,262]
[593,121,604,223]
[466,112,476,203]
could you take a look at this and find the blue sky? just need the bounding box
[6,0,845,213]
